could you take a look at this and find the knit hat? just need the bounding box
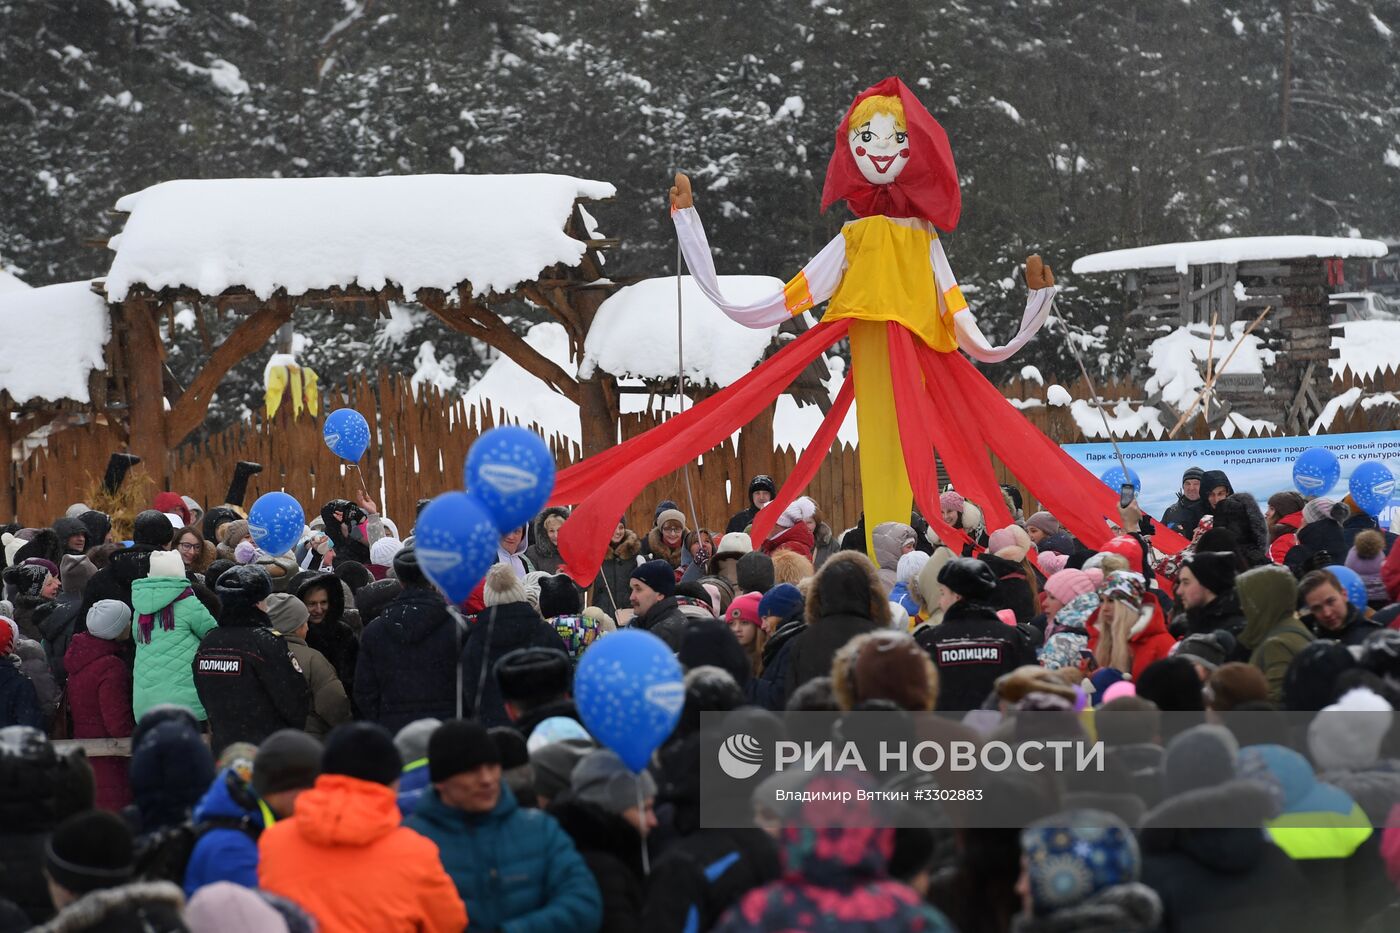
[2,564,47,602]
[86,599,132,641]
[736,551,775,594]
[186,883,290,933]
[653,499,679,524]
[713,532,754,560]
[1037,552,1069,577]
[483,563,527,606]
[758,583,803,621]
[1182,551,1237,596]
[1205,662,1270,711]
[895,550,929,586]
[631,559,676,598]
[1268,491,1306,518]
[937,557,997,600]
[394,718,442,764]
[1044,569,1098,606]
[322,722,402,786]
[45,811,134,894]
[145,548,185,579]
[987,527,1018,555]
[538,574,582,619]
[727,592,763,627]
[392,545,429,587]
[1164,724,1239,797]
[1307,687,1394,772]
[775,496,817,530]
[747,475,777,501]
[1020,809,1140,915]
[939,491,965,513]
[428,719,502,782]
[132,510,176,548]
[490,726,530,771]
[1026,511,1062,536]
[656,508,686,531]
[264,593,309,635]
[1174,630,1236,669]
[215,564,274,608]
[369,536,403,567]
[571,748,657,815]
[527,716,591,753]
[60,554,97,596]
[495,647,572,705]
[252,730,322,797]
[1302,496,1342,525]
[1182,465,1205,485]
[1135,656,1205,713]
[532,738,593,800]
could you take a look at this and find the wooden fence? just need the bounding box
[10,363,1399,536]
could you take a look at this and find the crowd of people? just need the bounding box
[1,460,1400,932]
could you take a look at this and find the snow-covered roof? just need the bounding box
[0,268,30,294]
[463,321,855,453]
[104,174,616,302]
[0,281,110,405]
[1072,236,1388,275]
[579,275,788,387]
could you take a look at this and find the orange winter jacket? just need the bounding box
[258,774,467,933]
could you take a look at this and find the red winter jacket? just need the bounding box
[760,523,815,561]
[1269,512,1304,565]
[1087,602,1177,681]
[64,632,136,810]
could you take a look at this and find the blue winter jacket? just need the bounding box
[396,758,431,819]
[889,582,920,621]
[406,784,603,933]
[182,768,267,897]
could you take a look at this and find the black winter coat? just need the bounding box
[1140,780,1311,933]
[590,532,643,619]
[0,731,91,925]
[355,586,463,732]
[192,605,310,755]
[296,572,360,693]
[745,617,805,711]
[77,546,159,633]
[549,800,646,933]
[981,553,1037,625]
[632,597,687,652]
[785,611,879,695]
[917,600,1034,712]
[1162,494,1209,538]
[37,592,84,684]
[1172,588,1248,646]
[0,661,40,729]
[641,825,780,933]
[460,601,569,728]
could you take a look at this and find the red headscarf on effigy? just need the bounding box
[820,76,962,230]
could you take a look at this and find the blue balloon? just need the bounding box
[1348,461,1396,517]
[248,492,305,557]
[465,426,556,533]
[1098,465,1142,494]
[413,492,500,603]
[323,408,371,463]
[575,629,684,772]
[1325,564,1370,611]
[1292,447,1340,496]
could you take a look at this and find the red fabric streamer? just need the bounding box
[820,76,962,231]
[556,320,850,585]
[749,372,855,547]
[916,343,1188,556]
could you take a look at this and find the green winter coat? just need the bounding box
[1237,565,1314,706]
[131,576,218,721]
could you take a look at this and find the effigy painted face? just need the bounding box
[848,110,910,185]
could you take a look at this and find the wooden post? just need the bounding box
[122,298,169,484]
[0,395,13,523]
[738,399,777,501]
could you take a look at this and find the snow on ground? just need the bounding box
[105,174,616,302]
[1145,322,1274,411]
[580,275,787,387]
[1073,236,1387,275]
[1332,320,1400,377]
[0,267,30,293]
[0,281,110,404]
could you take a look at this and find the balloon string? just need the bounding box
[349,462,371,502]
[637,778,650,875]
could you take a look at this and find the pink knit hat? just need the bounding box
[939,491,965,513]
[1044,568,1098,606]
[1038,552,1069,576]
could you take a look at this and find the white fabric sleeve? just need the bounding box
[933,240,1058,363]
[672,206,845,329]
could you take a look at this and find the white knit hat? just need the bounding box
[1308,687,1393,772]
[148,549,186,578]
[775,497,817,530]
[714,532,754,559]
[87,599,132,640]
[369,536,403,567]
[483,564,527,607]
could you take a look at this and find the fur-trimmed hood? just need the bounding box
[606,530,642,563]
[646,526,685,569]
[34,881,185,933]
[529,506,571,560]
[805,551,891,628]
